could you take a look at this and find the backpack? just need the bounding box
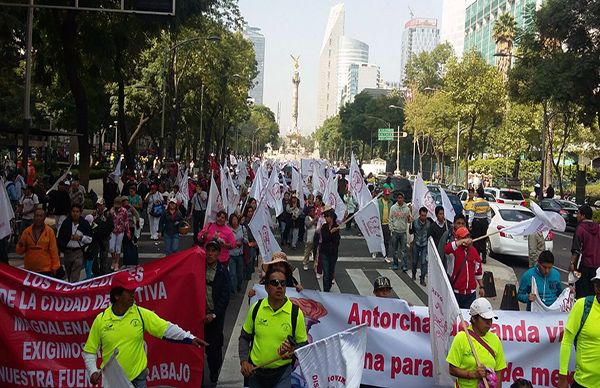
[249,298,299,359]
[574,295,594,349]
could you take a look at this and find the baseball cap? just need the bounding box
[469,298,498,320]
[383,189,391,196]
[206,239,221,250]
[455,227,470,239]
[96,197,105,205]
[374,276,392,291]
[591,267,600,281]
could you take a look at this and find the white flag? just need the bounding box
[427,237,461,386]
[237,161,248,187]
[220,165,240,216]
[354,201,386,256]
[301,158,316,178]
[204,172,224,225]
[295,324,368,388]
[249,198,281,263]
[249,166,264,200]
[412,174,436,219]
[349,153,371,207]
[266,169,284,217]
[323,175,347,220]
[531,277,574,313]
[439,188,456,222]
[0,178,15,240]
[101,349,134,388]
[530,201,567,232]
[291,167,305,209]
[179,169,190,210]
[312,164,327,196]
[111,155,124,179]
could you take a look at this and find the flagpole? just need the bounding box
[458,314,490,388]
[470,230,501,243]
[335,192,383,229]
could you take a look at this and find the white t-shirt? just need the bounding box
[19,193,39,220]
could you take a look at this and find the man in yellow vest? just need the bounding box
[467,187,491,264]
[83,282,207,387]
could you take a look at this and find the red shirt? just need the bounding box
[444,241,483,294]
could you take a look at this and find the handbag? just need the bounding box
[150,203,165,217]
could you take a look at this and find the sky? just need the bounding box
[238,0,443,137]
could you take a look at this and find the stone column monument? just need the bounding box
[290,55,300,133]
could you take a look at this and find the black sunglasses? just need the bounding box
[267,279,286,288]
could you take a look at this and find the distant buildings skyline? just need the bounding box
[399,17,440,86]
[243,26,265,105]
[337,36,369,107]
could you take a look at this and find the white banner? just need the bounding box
[323,175,347,220]
[295,324,368,388]
[266,169,284,217]
[249,198,281,263]
[249,166,265,201]
[291,167,305,209]
[411,174,436,219]
[427,238,461,386]
[110,155,124,179]
[531,278,574,313]
[0,178,15,240]
[179,168,190,210]
[349,153,371,207]
[354,201,386,256]
[312,164,327,196]
[204,172,224,225]
[439,188,456,223]
[301,159,318,178]
[252,287,575,388]
[220,165,240,216]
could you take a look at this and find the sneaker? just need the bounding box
[392,264,399,270]
[303,265,309,271]
[412,273,416,281]
[332,279,336,284]
[371,253,377,259]
[420,279,427,287]
[384,256,391,263]
[316,273,322,279]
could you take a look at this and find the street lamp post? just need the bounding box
[161,35,220,158]
[388,105,403,175]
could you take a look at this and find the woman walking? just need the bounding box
[228,213,246,294]
[159,198,184,256]
[198,210,236,266]
[121,197,140,266]
[241,206,257,280]
[109,197,129,271]
[188,184,207,243]
[320,208,340,292]
[286,196,302,249]
[145,184,163,240]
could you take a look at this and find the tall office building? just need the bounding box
[399,18,440,86]
[440,0,473,57]
[340,63,382,105]
[317,3,345,128]
[464,0,543,65]
[337,37,369,106]
[244,26,265,105]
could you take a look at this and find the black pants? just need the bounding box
[192,210,205,243]
[0,237,8,264]
[454,292,477,309]
[204,319,224,383]
[576,265,599,299]
[572,380,587,388]
[471,218,489,262]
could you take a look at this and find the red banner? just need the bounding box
[0,247,206,387]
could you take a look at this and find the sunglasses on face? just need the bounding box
[267,279,286,288]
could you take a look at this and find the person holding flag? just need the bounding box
[446,298,507,388]
[445,227,485,308]
[517,250,564,311]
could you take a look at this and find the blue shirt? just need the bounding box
[517,265,563,311]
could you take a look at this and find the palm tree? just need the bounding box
[493,13,517,81]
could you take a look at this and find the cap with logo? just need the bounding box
[373,276,392,291]
[469,298,498,320]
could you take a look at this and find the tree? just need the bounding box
[492,13,518,81]
[238,105,279,155]
[404,43,454,91]
[314,116,343,161]
[444,51,505,187]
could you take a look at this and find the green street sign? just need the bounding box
[378,128,394,141]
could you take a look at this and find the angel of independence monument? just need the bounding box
[285,55,303,156]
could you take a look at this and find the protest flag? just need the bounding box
[204,172,224,225]
[411,174,436,219]
[352,196,386,256]
[295,324,368,388]
[45,164,72,195]
[349,153,371,207]
[440,187,456,222]
[0,178,15,240]
[323,175,347,220]
[531,278,574,313]
[249,195,281,264]
[266,168,284,217]
[101,349,134,388]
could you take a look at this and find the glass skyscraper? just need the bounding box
[399,18,440,86]
[337,37,369,106]
[243,26,265,105]
[464,0,542,65]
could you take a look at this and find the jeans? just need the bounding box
[245,246,257,279]
[84,259,94,279]
[192,210,205,243]
[63,249,83,283]
[164,234,179,255]
[291,228,299,248]
[454,292,477,309]
[382,224,390,256]
[249,365,292,388]
[228,254,244,292]
[412,244,428,281]
[321,253,338,292]
[390,231,408,269]
[131,368,148,388]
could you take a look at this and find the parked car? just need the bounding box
[446,184,465,195]
[484,187,526,206]
[431,192,464,217]
[539,198,578,228]
[457,189,496,204]
[486,203,553,258]
[376,176,413,202]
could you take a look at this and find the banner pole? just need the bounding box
[458,313,490,388]
[471,229,500,243]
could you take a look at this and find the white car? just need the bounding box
[457,189,496,205]
[484,187,525,206]
[486,203,553,258]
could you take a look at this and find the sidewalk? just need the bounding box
[483,256,518,310]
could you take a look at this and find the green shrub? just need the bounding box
[593,210,600,224]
